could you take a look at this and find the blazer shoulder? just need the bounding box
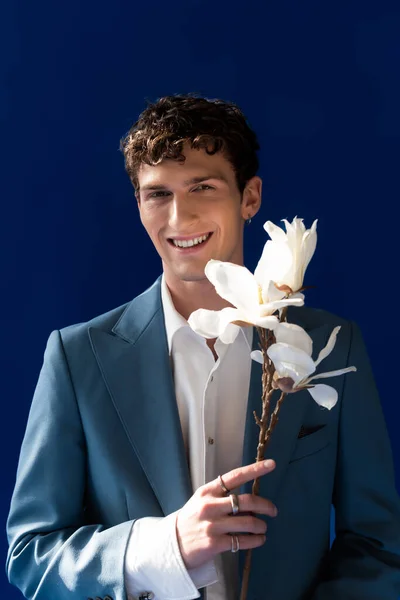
[57,300,131,349]
[288,304,351,331]
[56,277,162,351]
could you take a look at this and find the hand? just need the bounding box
[175,459,278,570]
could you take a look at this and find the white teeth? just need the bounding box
[172,233,210,248]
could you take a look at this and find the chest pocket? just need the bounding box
[289,424,331,463]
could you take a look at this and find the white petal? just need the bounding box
[277,217,317,292]
[254,240,293,289]
[301,219,318,271]
[267,342,316,385]
[219,323,241,344]
[306,366,357,382]
[263,220,288,242]
[262,280,286,303]
[282,217,304,249]
[261,295,305,315]
[188,306,241,339]
[270,361,308,386]
[314,325,341,367]
[251,350,263,364]
[277,292,305,321]
[253,314,280,330]
[205,260,259,313]
[307,384,338,410]
[290,291,305,302]
[274,322,313,356]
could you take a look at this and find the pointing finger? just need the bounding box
[207,459,276,497]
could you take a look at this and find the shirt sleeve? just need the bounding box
[124,511,218,600]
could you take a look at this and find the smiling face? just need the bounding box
[136,143,262,287]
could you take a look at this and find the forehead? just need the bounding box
[137,145,235,188]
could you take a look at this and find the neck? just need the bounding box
[164,274,232,321]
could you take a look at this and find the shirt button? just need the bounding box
[208,437,214,445]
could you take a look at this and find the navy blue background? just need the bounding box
[2,1,399,597]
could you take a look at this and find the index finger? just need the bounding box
[209,459,276,496]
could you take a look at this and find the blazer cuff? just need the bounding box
[124,511,217,600]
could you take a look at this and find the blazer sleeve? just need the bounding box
[6,329,135,600]
[311,320,400,599]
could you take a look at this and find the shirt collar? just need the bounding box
[161,274,189,353]
[161,274,253,354]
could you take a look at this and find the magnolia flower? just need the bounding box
[251,323,356,410]
[255,217,318,294]
[188,259,305,344]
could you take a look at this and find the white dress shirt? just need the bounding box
[124,275,253,600]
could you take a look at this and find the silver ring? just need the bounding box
[229,493,239,515]
[231,534,240,553]
[218,474,230,496]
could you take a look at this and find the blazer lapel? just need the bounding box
[89,278,192,516]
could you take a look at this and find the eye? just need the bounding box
[194,184,214,191]
[148,185,213,199]
[149,190,170,198]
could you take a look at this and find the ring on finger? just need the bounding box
[231,534,240,553]
[218,474,230,496]
[229,493,240,515]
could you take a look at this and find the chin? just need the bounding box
[175,269,209,283]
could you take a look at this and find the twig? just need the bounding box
[253,411,262,428]
[240,320,287,600]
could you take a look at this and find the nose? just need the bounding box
[168,194,197,232]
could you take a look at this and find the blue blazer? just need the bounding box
[6,277,400,600]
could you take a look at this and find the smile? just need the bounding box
[168,232,212,249]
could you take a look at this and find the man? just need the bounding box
[6,94,400,600]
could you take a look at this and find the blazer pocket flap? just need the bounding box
[290,425,330,462]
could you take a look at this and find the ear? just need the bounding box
[240,176,262,221]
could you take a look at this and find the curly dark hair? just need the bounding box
[119,93,260,196]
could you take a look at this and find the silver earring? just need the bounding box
[246,216,252,225]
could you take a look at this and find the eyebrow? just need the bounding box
[139,174,229,192]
